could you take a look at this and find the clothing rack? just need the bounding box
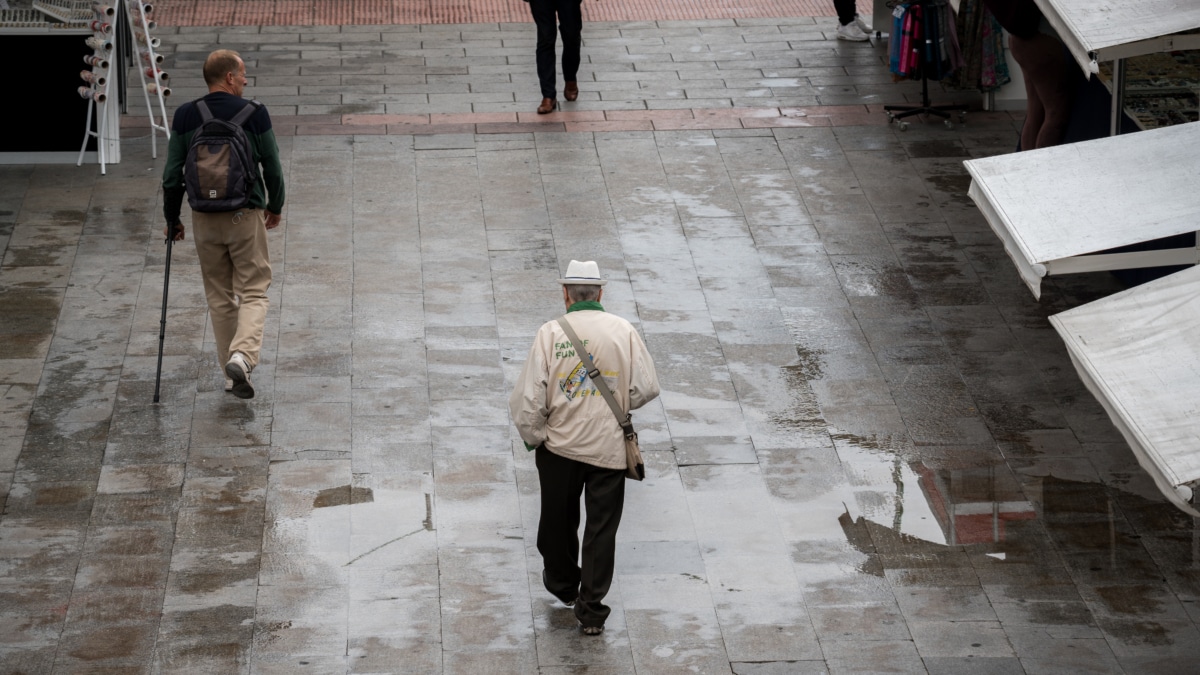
[885,0,968,130]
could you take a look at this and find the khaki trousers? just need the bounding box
[191,208,271,370]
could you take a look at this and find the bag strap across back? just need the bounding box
[231,101,260,126]
[556,316,636,440]
[196,99,213,122]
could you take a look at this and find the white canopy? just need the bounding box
[964,121,1200,299]
[1033,0,1200,75]
[1050,264,1200,516]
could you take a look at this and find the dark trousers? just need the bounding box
[529,0,582,99]
[834,0,856,25]
[536,445,625,628]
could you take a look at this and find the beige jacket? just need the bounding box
[509,308,660,470]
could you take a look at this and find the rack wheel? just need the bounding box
[898,121,909,131]
[944,119,953,129]
[886,112,895,121]
[958,111,967,122]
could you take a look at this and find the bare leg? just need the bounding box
[1030,37,1074,148]
[1009,33,1074,149]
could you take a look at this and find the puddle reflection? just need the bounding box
[840,453,1200,573]
[913,463,1035,547]
[835,442,1037,549]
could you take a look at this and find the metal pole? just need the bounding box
[152,226,175,403]
[1110,58,1126,137]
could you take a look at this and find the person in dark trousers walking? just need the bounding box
[834,0,872,41]
[161,49,285,399]
[528,0,583,114]
[509,260,660,635]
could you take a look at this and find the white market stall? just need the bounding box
[962,2,1200,516]
[1034,0,1200,76]
[963,120,1200,299]
[1050,264,1200,516]
[1033,0,1200,135]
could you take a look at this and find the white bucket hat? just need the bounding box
[558,260,607,286]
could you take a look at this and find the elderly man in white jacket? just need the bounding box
[509,260,660,636]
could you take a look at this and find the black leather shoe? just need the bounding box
[564,82,578,101]
[537,97,557,114]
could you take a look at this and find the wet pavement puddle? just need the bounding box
[3,22,1199,672]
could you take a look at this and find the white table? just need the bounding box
[1051,264,1200,516]
[1033,0,1200,135]
[1034,0,1200,76]
[964,121,1200,299]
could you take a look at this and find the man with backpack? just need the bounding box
[161,49,285,399]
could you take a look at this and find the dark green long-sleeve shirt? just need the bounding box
[161,91,285,224]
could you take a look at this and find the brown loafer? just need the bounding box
[564,81,579,101]
[537,97,557,114]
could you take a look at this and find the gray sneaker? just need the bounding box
[224,352,255,399]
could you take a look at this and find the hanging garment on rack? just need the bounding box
[928,2,946,79]
[934,0,962,80]
[978,6,1009,89]
[883,0,970,121]
[901,4,923,78]
[945,0,1010,92]
[890,4,907,75]
[943,2,965,74]
[923,1,962,81]
[889,1,962,81]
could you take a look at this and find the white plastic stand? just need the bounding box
[74,0,168,172]
[77,76,114,173]
[125,0,169,157]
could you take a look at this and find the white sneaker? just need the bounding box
[224,352,255,399]
[854,14,872,34]
[837,21,870,42]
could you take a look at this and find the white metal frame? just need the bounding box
[74,0,169,173]
[126,0,169,157]
[77,69,114,172]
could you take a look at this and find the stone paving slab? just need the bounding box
[5,10,1200,675]
[126,18,977,125]
[157,0,871,27]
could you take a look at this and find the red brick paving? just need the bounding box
[158,0,866,26]
[515,110,608,123]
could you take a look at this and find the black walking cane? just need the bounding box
[152,222,178,403]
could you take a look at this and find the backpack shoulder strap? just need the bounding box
[195,99,213,122]
[230,101,261,127]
